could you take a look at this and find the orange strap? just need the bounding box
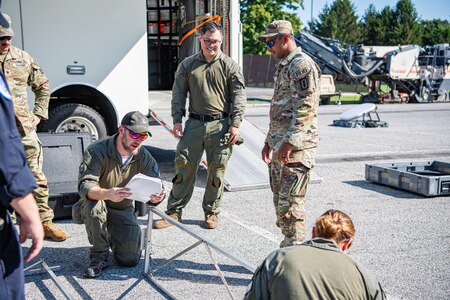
[179,14,222,46]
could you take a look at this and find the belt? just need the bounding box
[189,112,228,122]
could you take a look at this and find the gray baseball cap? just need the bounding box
[0,13,15,37]
[121,111,152,136]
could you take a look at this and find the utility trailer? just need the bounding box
[3,0,150,140]
[365,161,450,197]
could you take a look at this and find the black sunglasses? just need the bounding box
[266,35,282,48]
[0,36,12,41]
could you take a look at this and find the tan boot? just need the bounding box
[204,213,218,229]
[43,221,69,242]
[152,213,181,229]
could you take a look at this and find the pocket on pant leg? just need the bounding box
[72,199,84,224]
[107,208,141,267]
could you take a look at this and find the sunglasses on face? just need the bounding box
[266,35,282,48]
[0,36,12,41]
[125,127,148,141]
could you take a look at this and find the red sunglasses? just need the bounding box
[124,127,148,141]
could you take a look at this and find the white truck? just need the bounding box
[3,0,242,140]
[3,0,247,217]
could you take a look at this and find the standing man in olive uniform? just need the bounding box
[259,20,321,247]
[153,21,246,230]
[0,8,44,296]
[75,111,166,278]
[0,14,68,241]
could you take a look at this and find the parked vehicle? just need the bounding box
[3,0,242,140]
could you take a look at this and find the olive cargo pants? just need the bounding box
[269,160,310,247]
[22,130,53,222]
[78,199,141,266]
[166,118,232,216]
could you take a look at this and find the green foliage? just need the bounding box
[362,5,394,45]
[421,19,450,45]
[361,0,424,45]
[312,0,362,44]
[240,0,303,54]
[391,0,422,44]
[240,0,449,53]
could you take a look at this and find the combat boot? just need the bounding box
[152,213,181,229]
[204,213,218,229]
[43,220,69,242]
[84,259,108,278]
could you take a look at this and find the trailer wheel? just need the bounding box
[39,103,107,140]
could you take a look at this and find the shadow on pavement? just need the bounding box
[343,180,423,199]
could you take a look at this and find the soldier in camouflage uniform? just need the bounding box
[0,14,68,241]
[259,20,321,247]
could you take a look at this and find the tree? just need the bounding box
[421,19,450,45]
[362,4,393,46]
[377,6,396,45]
[240,0,303,54]
[312,0,362,43]
[391,0,422,45]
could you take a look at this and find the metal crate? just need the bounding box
[365,161,450,197]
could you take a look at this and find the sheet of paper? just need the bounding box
[124,173,162,203]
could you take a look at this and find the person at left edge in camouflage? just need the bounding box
[0,13,69,241]
[258,20,321,248]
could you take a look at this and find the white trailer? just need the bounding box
[3,0,149,139]
[3,0,243,139]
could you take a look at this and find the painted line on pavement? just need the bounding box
[220,211,280,244]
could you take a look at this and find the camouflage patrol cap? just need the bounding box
[258,20,293,42]
[0,13,14,37]
[121,111,152,136]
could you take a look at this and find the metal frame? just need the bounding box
[24,260,74,300]
[143,206,257,299]
[333,110,388,128]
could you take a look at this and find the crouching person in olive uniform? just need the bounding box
[244,210,386,299]
[73,111,166,278]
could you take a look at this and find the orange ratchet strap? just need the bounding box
[179,14,222,46]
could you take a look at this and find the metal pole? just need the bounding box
[144,206,153,274]
[310,0,313,32]
[148,207,257,272]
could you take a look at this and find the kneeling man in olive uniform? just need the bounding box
[74,111,166,278]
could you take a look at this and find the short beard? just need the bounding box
[120,134,140,155]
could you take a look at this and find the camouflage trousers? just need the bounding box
[166,118,232,216]
[77,199,141,266]
[269,160,310,248]
[22,130,53,222]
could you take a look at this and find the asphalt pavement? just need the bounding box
[22,88,450,299]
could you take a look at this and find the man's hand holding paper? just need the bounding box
[125,173,165,205]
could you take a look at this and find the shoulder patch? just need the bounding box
[300,78,309,90]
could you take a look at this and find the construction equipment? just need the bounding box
[295,31,450,103]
